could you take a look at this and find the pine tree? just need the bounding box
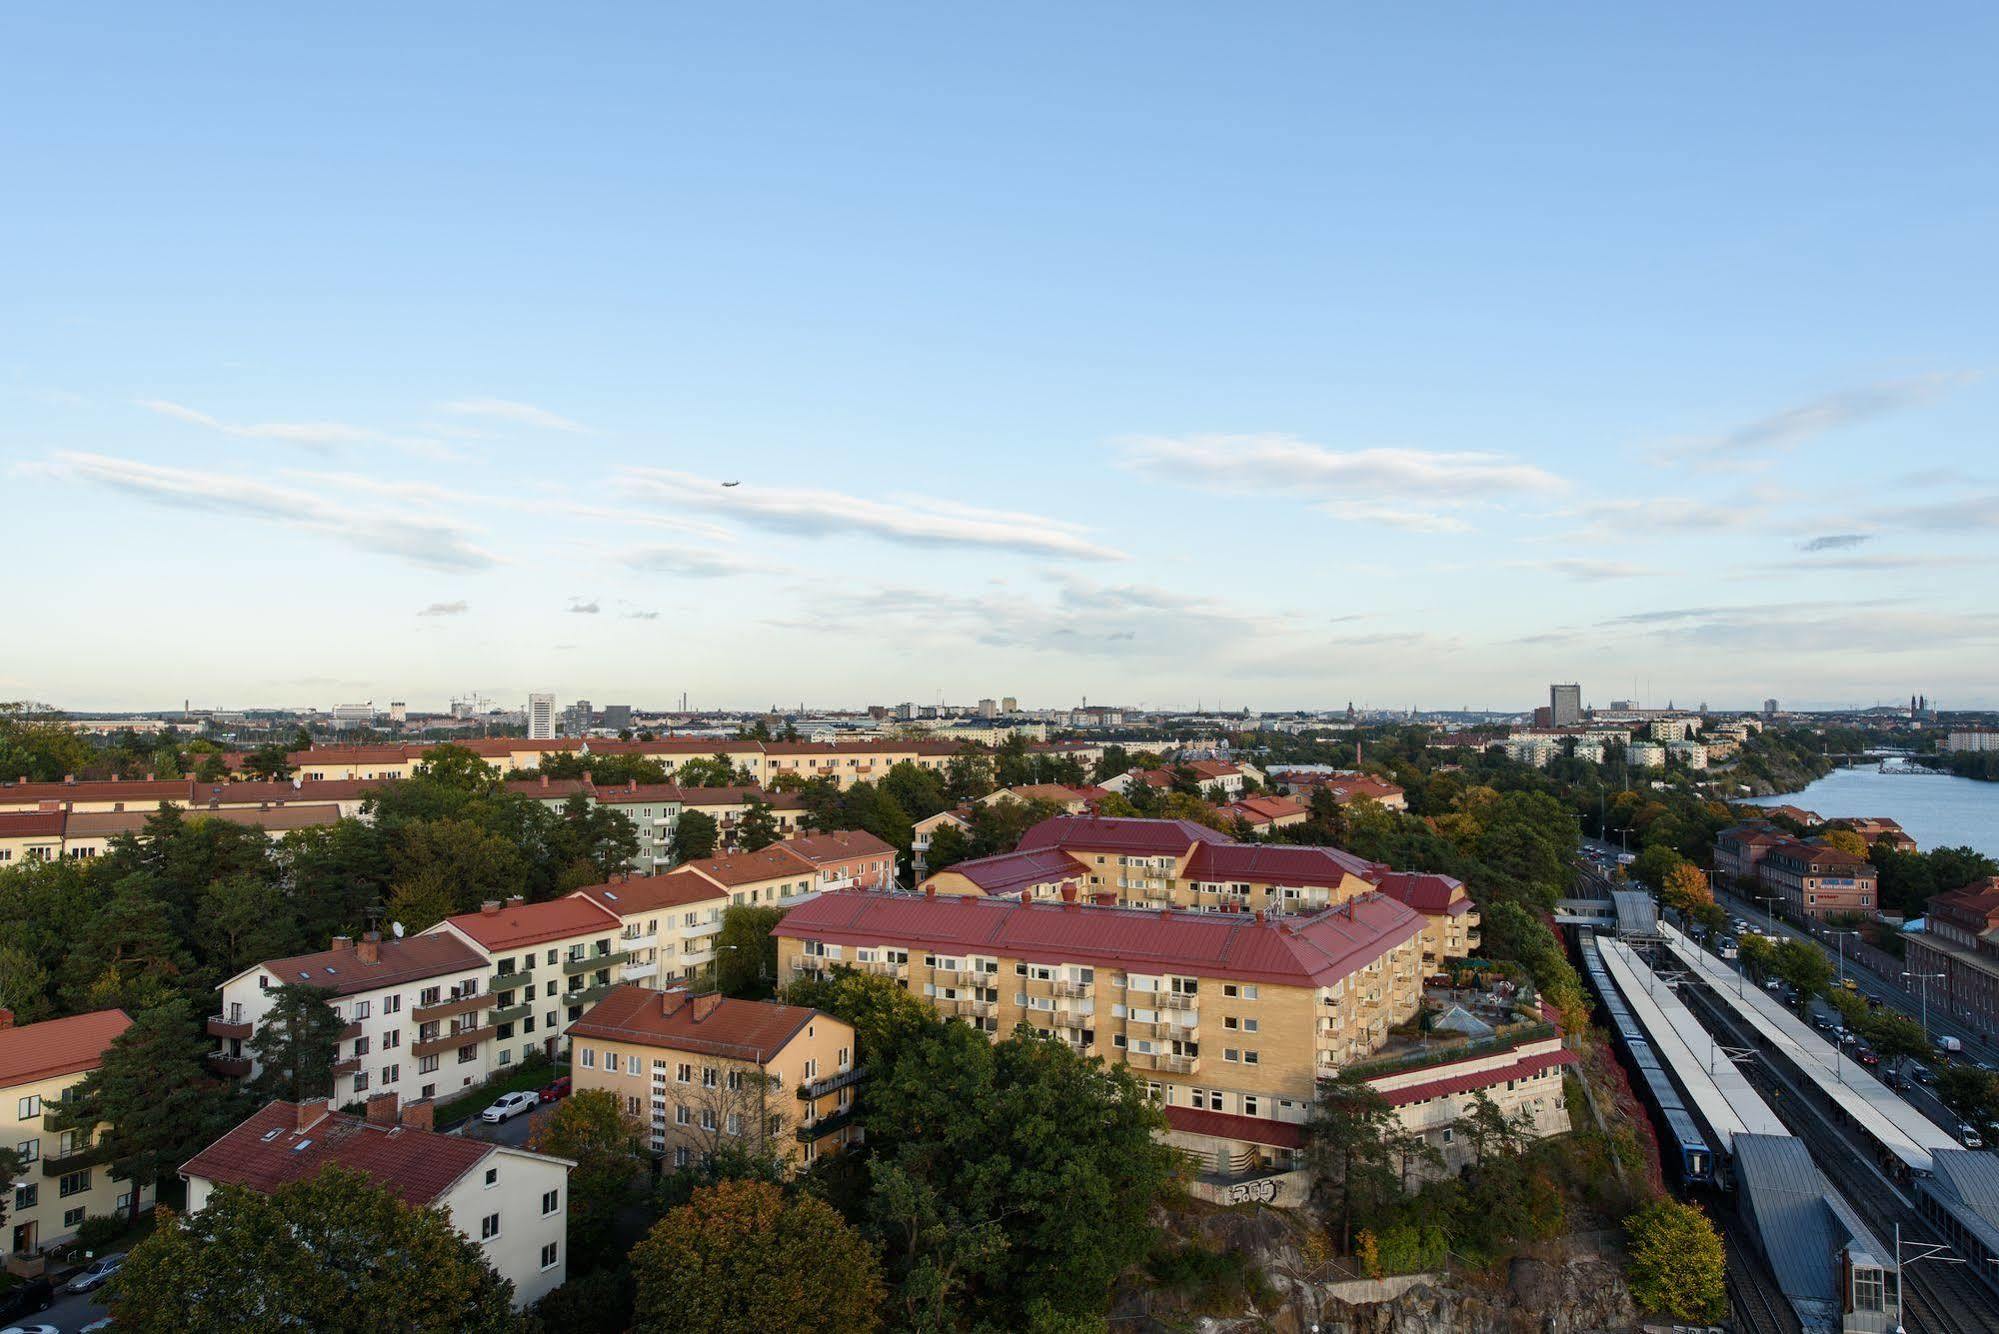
[249,983,346,1102]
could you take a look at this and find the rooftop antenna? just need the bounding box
[391,921,405,938]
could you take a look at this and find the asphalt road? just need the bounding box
[28,1281,109,1331]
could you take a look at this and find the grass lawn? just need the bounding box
[437,1060,571,1129]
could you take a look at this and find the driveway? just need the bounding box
[454,1101,556,1148]
[37,1283,109,1331]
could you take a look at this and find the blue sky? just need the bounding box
[6,5,1997,712]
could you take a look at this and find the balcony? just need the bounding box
[489,966,534,992]
[413,993,486,1024]
[858,960,909,981]
[206,1053,251,1078]
[621,931,659,952]
[794,1106,859,1142]
[339,1021,363,1040]
[1051,980,1094,999]
[684,919,724,941]
[563,949,628,977]
[622,960,659,982]
[1129,1050,1198,1075]
[412,1024,496,1059]
[1050,1009,1090,1031]
[41,1142,110,1177]
[205,1014,251,1040]
[797,1066,867,1101]
[488,1002,531,1025]
[332,1058,361,1076]
[572,983,614,1006]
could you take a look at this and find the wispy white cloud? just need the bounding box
[568,598,602,615]
[439,398,589,434]
[1558,496,1759,538]
[417,601,469,617]
[1316,500,1472,533]
[1117,434,1569,499]
[618,543,779,579]
[1656,373,1975,463]
[140,399,462,461]
[1513,558,1659,581]
[1867,493,1999,533]
[620,468,1126,561]
[52,451,500,571]
[1800,533,1870,552]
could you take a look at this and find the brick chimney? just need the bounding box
[1253,909,1266,925]
[296,1098,331,1133]
[1059,882,1078,904]
[480,900,501,915]
[0,1008,13,1030]
[924,884,935,898]
[692,993,724,1023]
[364,1091,400,1126]
[539,773,549,788]
[331,935,354,952]
[400,1098,435,1132]
[357,931,381,964]
[1093,892,1117,907]
[506,895,525,908]
[1020,890,1032,904]
[660,987,690,1017]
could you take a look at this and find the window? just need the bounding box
[14,1183,37,1211]
[59,1168,92,1197]
[540,1241,560,1271]
[384,994,401,1014]
[541,1188,560,1216]
[480,1212,501,1241]
[484,1167,499,1188]
[458,1044,479,1064]
[727,1112,743,1137]
[352,1071,370,1093]
[17,1095,41,1120]
[676,1063,691,1084]
[675,1146,691,1167]
[65,1206,87,1229]
[580,1048,595,1069]
[419,1054,440,1075]
[383,1031,400,1050]
[702,1067,718,1089]
[627,1054,643,1076]
[1244,1050,1260,1065]
[676,1106,690,1126]
[381,1064,399,1085]
[1243,1095,1260,1117]
[353,999,371,1020]
[701,1109,718,1131]
[15,1137,37,1164]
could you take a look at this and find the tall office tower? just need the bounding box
[1763,699,1779,717]
[527,693,556,740]
[1549,683,1582,728]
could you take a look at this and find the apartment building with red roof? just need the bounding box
[1905,878,1999,1037]
[1758,837,1879,920]
[181,1095,572,1307]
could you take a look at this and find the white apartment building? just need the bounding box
[527,693,556,741]
[1668,739,1710,769]
[1625,741,1666,769]
[182,1095,573,1308]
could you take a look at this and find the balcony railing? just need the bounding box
[621,931,659,951]
[339,1021,363,1040]
[1051,980,1094,999]
[487,1002,532,1025]
[573,983,614,1006]
[206,1053,251,1078]
[685,920,724,940]
[412,1024,496,1059]
[1051,1010,1089,1031]
[41,1142,110,1177]
[858,960,909,980]
[332,1057,361,1076]
[797,1066,867,1101]
[1129,1050,1198,1074]
[205,1014,252,1040]
[413,993,486,1024]
[563,949,628,977]
[622,961,659,982]
[794,1106,859,1142]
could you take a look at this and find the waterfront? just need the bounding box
[1742,764,1999,857]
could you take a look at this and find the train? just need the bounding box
[1579,931,1717,1186]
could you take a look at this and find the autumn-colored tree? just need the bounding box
[1821,828,1870,859]
[1661,862,1713,916]
[631,1179,885,1334]
[525,1088,647,1263]
[1624,1198,1726,1323]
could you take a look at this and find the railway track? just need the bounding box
[1677,976,1999,1334]
[1722,1214,1800,1334]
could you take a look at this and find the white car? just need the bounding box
[2,1325,62,1334]
[479,1091,537,1123]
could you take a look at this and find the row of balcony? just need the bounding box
[413,1023,497,1059]
[797,1065,867,1101]
[1124,1049,1199,1075]
[40,1141,110,1177]
[794,1106,859,1142]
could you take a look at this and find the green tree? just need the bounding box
[781,969,941,1082]
[1940,1067,1999,1128]
[193,752,230,782]
[0,946,55,1023]
[0,704,95,781]
[631,1179,885,1334]
[53,999,242,1221]
[199,872,301,977]
[525,1089,647,1265]
[67,879,191,1016]
[1772,937,1834,1002]
[736,798,780,852]
[880,761,948,823]
[409,742,499,792]
[716,906,783,998]
[921,822,972,875]
[677,753,750,788]
[110,1166,522,1331]
[1738,932,1777,980]
[672,809,720,862]
[249,983,345,1102]
[0,1145,21,1230]
[942,752,996,803]
[1304,1072,1432,1252]
[243,742,295,781]
[389,817,527,918]
[867,1157,1009,1332]
[1623,1197,1726,1323]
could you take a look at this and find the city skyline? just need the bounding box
[6,7,1998,711]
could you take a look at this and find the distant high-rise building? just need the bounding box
[1000,696,1018,714]
[1763,698,1779,717]
[601,704,632,732]
[559,699,592,735]
[1549,683,1582,728]
[977,698,998,719]
[527,693,556,740]
[388,701,407,724]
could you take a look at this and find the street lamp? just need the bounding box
[1827,929,1859,988]
[1902,971,1946,1043]
[1892,1221,1963,1334]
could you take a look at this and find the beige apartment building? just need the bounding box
[182,1095,573,1308]
[2,1008,157,1257]
[773,889,1429,1176]
[568,984,860,1169]
[571,873,731,986]
[668,830,898,910]
[921,816,1478,969]
[0,811,64,865]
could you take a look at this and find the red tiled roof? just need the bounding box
[65,804,344,838]
[1162,1104,1305,1150]
[567,984,826,1064]
[1184,842,1376,888]
[929,848,1085,895]
[1220,794,1305,825]
[1370,871,1472,917]
[181,1100,494,1206]
[786,829,895,865]
[0,779,193,808]
[775,890,1424,988]
[571,876,730,915]
[0,1009,130,1087]
[1372,1047,1576,1109]
[440,896,621,950]
[252,934,488,996]
[1017,815,1232,857]
[672,844,815,888]
[0,810,65,837]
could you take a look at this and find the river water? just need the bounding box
[1742,765,1999,857]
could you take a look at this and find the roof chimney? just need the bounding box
[364,1091,400,1126]
[64,774,76,785]
[1020,890,1032,905]
[480,900,501,915]
[0,1008,12,1030]
[1254,909,1266,925]
[296,1098,331,1133]
[400,1098,435,1132]
[924,885,935,898]
[1060,882,1078,905]
[693,993,724,1023]
[506,895,525,908]
[1158,908,1171,920]
[357,932,381,964]
[331,935,354,952]
[661,987,690,1017]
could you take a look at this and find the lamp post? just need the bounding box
[1828,929,1858,989]
[1892,1221,1963,1334]
[1902,971,1945,1043]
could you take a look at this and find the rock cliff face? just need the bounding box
[1117,1207,1639,1334]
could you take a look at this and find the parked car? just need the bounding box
[63,1252,126,1294]
[1857,1049,1881,1066]
[1,1324,62,1334]
[1936,1035,1965,1054]
[1961,1124,1985,1150]
[537,1076,571,1103]
[1812,1014,1835,1032]
[1913,1063,1937,1086]
[1718,939,1739,960]
[0,1278,53,1322]
[1765,978,1786,993]
[479,1091,537,1123]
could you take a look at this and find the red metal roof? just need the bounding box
[1372,1047,1576,1109]
[1183,842,1376,888]
[673,844,815,887]
[786,829,896,865]
[1017,815,1232,856]
[571,876,730,915]
[1162,1104,1305,1149]
[181,1100,494,1206]
[1369,871,1472,917]
[0,779,194,808]
[0,1009,130,1087]
[774,890,1424,988]
[0,810,66,837]
[933,848,1085,895]
[253,934,488,996]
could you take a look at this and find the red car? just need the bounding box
[537,1076,571,1103]
[1857,1050,1881,1066]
